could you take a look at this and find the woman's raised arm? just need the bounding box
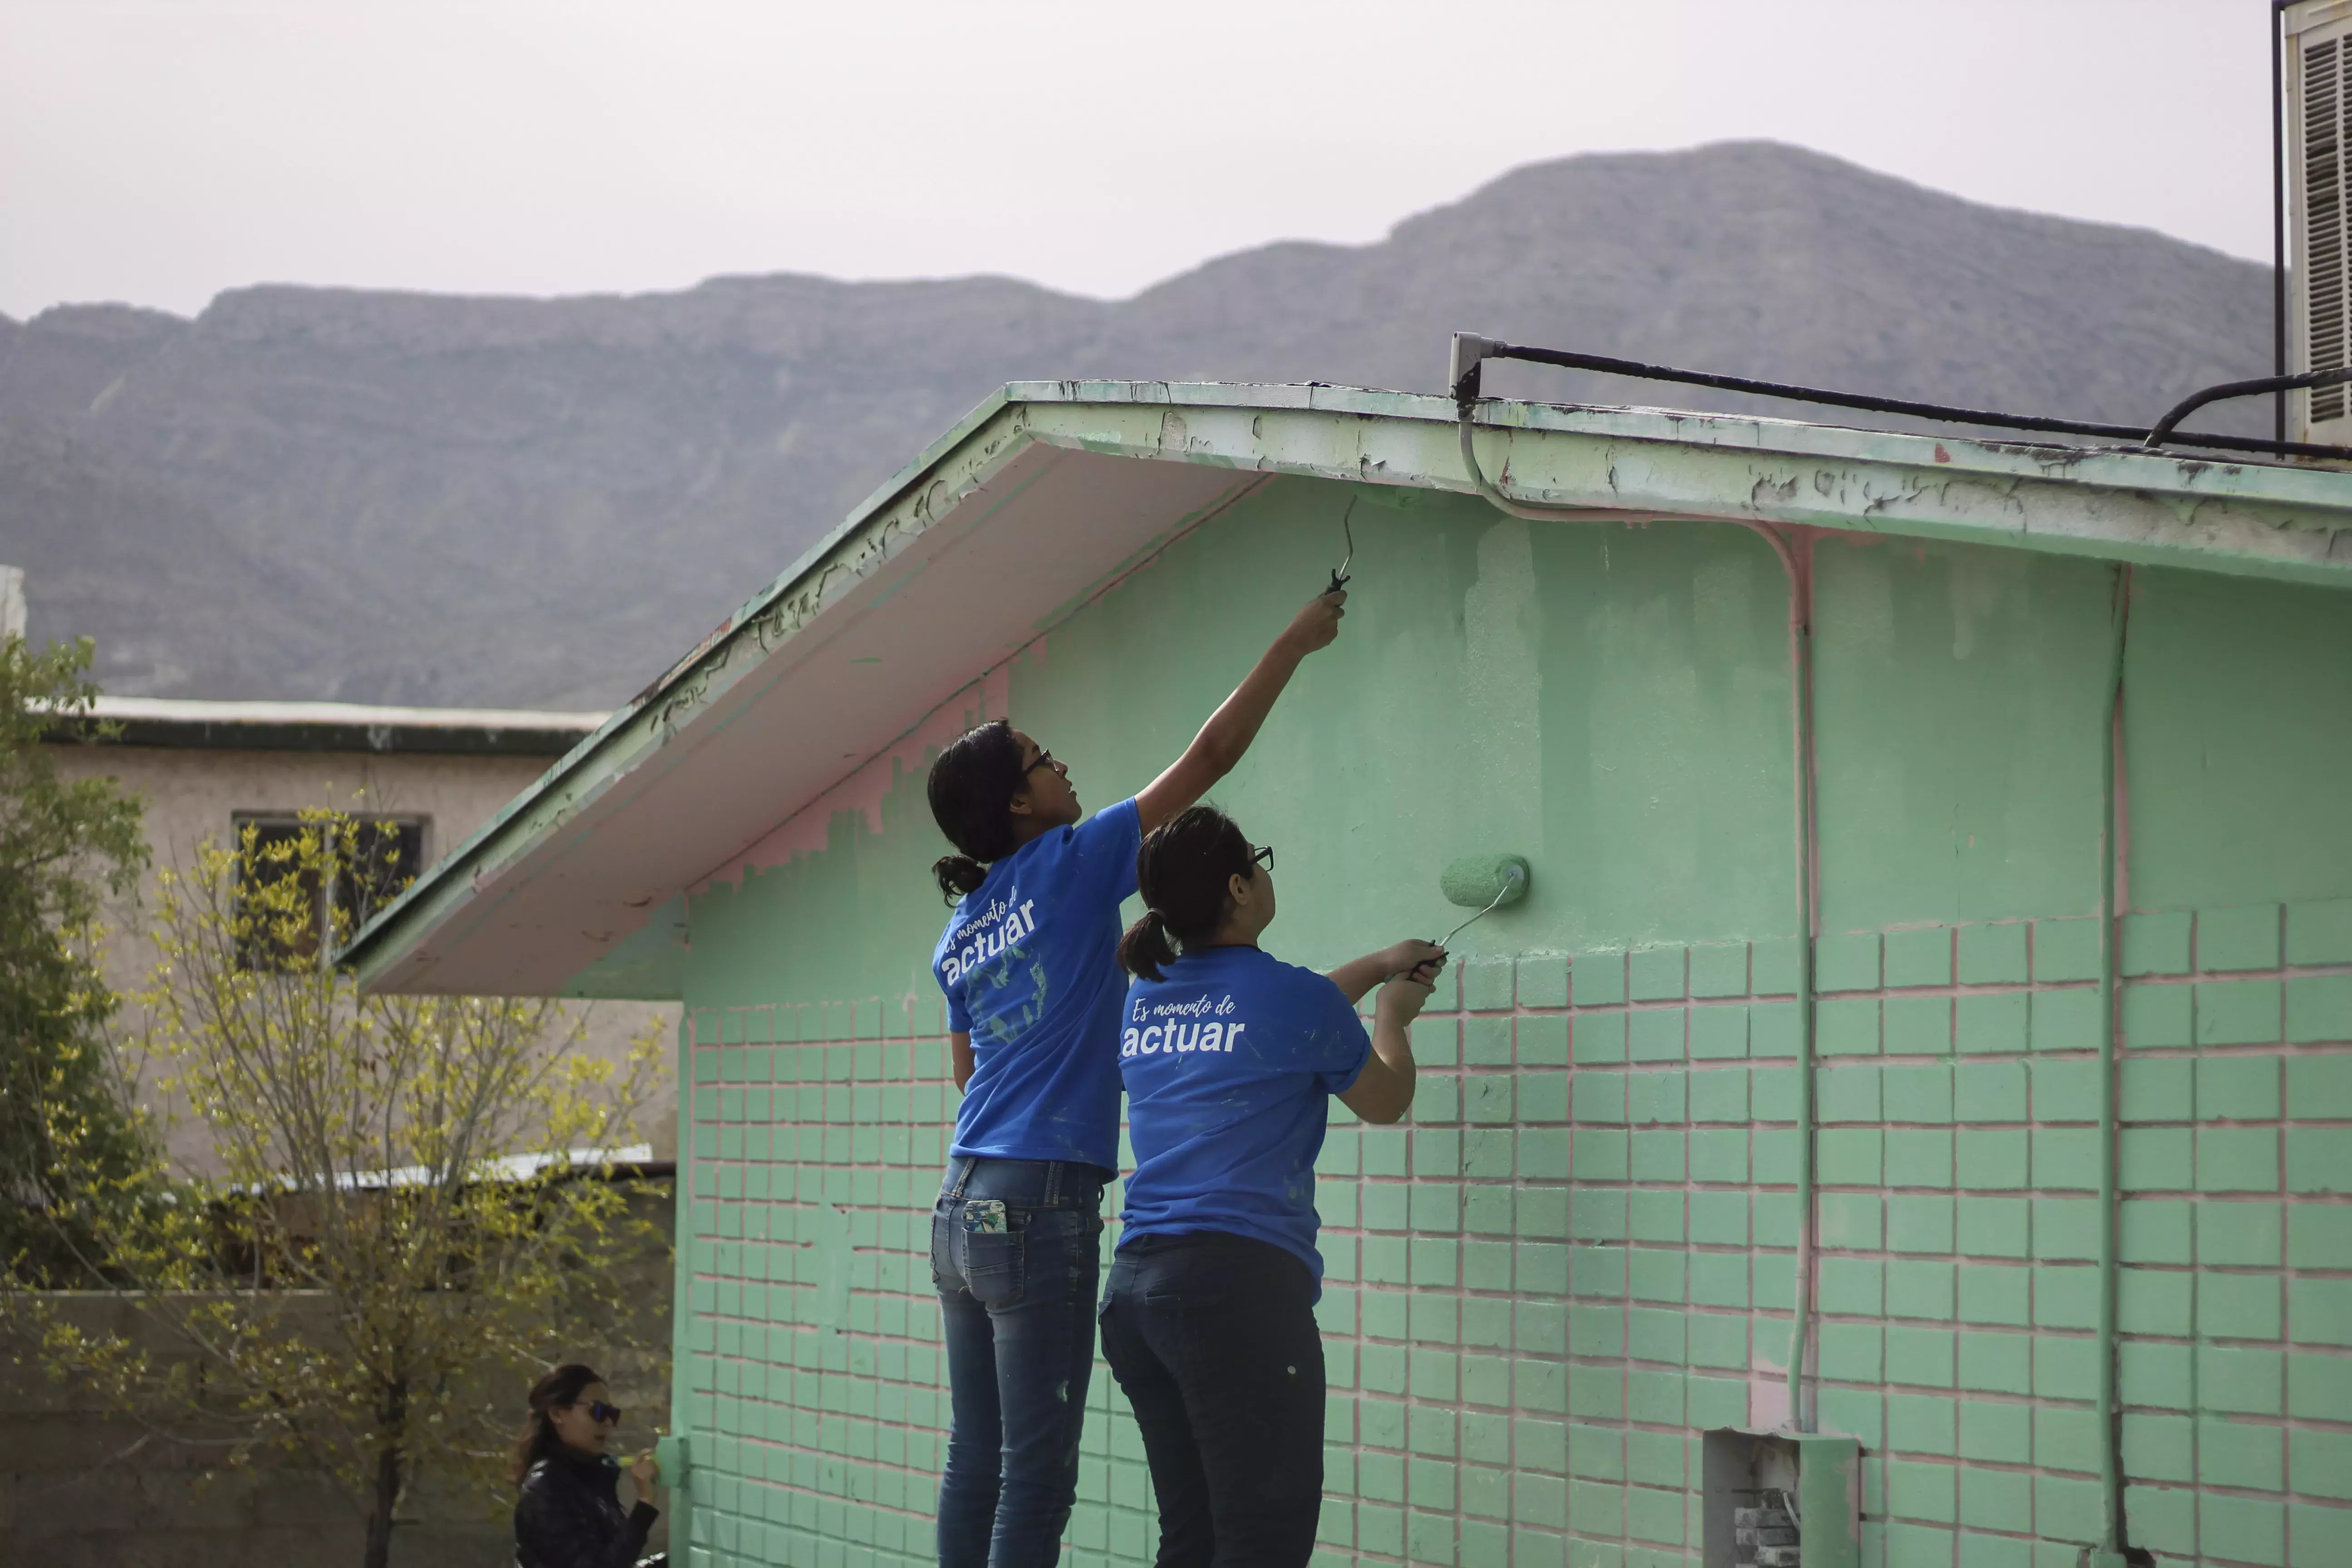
[1133,590,1344,835]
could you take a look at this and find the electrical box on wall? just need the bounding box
[1700,1429,1861,1568]
[2287,0,2352,445]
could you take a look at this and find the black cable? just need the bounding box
[1452,338,2352,462]
[2146,367,2352,448]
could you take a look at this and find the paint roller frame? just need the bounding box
[1435,853,1530,948]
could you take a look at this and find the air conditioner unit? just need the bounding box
[2288,1,2352,444]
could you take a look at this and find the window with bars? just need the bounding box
[232,813,428,971]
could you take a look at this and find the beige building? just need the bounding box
[43,696,680,1171]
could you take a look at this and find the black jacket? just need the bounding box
[514,1446,659,1568]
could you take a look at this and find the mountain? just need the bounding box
[0,141,2270,708]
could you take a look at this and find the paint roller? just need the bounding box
[1436,853,1531,946]
[1388,855,1530,984]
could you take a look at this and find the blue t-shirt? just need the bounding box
[933,797,1142,1172]
[1117,945,1370,1284]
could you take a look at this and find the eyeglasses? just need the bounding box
[1024,750,1062,778]
[1250,844,1275,871]
[584,1401,623,1426]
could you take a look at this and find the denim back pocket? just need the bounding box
[956,1201,1025,1307]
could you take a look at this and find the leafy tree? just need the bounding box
[7,810,666,1568]
[0,633,152,1281]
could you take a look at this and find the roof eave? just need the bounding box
[344,379,2352,995]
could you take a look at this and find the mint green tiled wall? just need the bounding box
[1308,944,1804,1568]
[1789,906,2352,1568]
[676,993,1166,1568]
[678,1000,940,1564]
[2107,900,2352,1568]
[671,902,2352,1568]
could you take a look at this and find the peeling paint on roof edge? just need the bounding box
[339,378,2352,991]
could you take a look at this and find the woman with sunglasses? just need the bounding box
[1103,806,1443,1568]
[922,589,1346,1568]
[512,1362,665,1568]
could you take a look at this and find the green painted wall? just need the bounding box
[2124,567,2352,912]
[1811,538,2117,933]
[668,475,2352,1568]
[686,478,1804,1012]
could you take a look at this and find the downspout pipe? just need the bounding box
[664,1016,699,1538]
[1453,368,1822,1431]
[2091,568,2141,1568]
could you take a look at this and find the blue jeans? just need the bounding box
[1098,1232,1326,1568]
[931,1156,1106,1568]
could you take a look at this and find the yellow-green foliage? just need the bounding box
[0,634,151,1280]
[6,810,667,1567]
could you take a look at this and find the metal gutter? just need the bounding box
[1023,378,2352,519]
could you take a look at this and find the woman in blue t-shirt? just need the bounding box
[1103,804,1445,1568]
[923,591,1346,1568]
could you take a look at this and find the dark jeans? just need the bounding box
[931,1156,1106,1568]
[1098,1232,1326,1568]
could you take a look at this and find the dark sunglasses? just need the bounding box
[1249,844,1275,871]
[582,1401,623,1426]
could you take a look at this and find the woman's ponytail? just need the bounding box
[1120,806,1256,979]
[1118,908,1180,982]
[932,855,989,900]
[925,720,1028,904]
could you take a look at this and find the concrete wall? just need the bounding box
[44,742,680,1168]
[664,479,2352,1568]
[0,1183,676,1568]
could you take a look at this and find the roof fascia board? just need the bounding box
[1006,382,2352,589]
[1013,379,2352,524]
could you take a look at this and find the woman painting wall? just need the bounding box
[1101,806,1443,1568]
[923,589,1348,1568]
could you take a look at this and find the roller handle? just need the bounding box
[1326,502,1356,595]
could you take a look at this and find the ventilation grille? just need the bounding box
[2308,35,2350,422]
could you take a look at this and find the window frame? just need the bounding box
[230,811,432,972]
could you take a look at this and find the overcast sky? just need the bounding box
[0,0,2271,322]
